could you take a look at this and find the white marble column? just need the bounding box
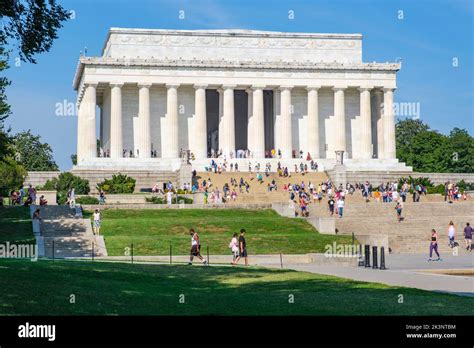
[252,86,265,158]
[375,90,384,159]
[78,82,98,162]
[280,86,293,159]
[245,89,253,155]
[383,87,396,159]
[164,84,179,158]
[110,83,123,158]
[306,86,320,159]
[358,87,372,159]
[222,85,236,158]
[333,87,346,153]
[217,88,224,153]
[194,84,207,159]
[138,83,151,158]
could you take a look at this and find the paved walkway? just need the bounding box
[272,253,474,297]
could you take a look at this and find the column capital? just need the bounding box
[306,85,321,91]
[84,82,98,88]
[382,87,396,93]
[166,83,180,89]
[358,86,373,92]
[193,84,208,89]
[332,86,347,92]
[110,82,124,88]
[279,85,293,91]
[137,83,152,88]
[222,84,237,90]
[250,85,266,91]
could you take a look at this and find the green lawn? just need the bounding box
[0,206,35,245]
[83,209,352,256]
[0,259,472,315]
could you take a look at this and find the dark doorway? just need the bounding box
[234,90,248,151]
[264,90,274,153]
[206,90,219,156]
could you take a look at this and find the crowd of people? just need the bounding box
[2,184,47,207]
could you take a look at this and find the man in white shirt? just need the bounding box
[337,198,345,218]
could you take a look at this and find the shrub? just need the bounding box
[456,180,473,192]
[427,184,445,195]
[398,176,434,188]
[177,196,193,204]
[96,174,135,194]
[76,196,99,205]
[146,196,165,204]
[145,195,193,204]
[39,172,90,204]
[42,172,90,194]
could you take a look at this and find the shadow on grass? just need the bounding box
[0,259,473,316]
[0,206,35,244]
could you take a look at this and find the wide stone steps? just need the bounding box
[197,171,328,203]
[33,205,108,258]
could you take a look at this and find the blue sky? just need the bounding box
[4,0,473,170]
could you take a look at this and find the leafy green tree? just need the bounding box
[11,130,58,171]
[409,130,451,172]
[446,128,474,173]
[0,0,70,160]
[396,119,430,165]
[0,157,27,195]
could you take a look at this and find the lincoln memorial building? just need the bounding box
[73,28,411,172]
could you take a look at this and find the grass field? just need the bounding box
[0,206,35,245]
[0,259,472,315]
[83,209,353,256]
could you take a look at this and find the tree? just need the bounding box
[447,128,474,173]
[0,157,27,195]
[11,130,58,171]
[1,0,71,64]
[410,131,451,172]
[396,119,430,165]
[0,0,70,159]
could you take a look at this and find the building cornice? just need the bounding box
[73,56,400,90]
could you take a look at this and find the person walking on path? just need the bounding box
[447,221,457,248]
[336,197,345,218]
[395,200,403,223]
[328,196,335,217]
[233,229,248,266]
[463,222,472,252]
[188,229,207,265]
[428,229,441,261]
[93,209,101,235]
[229,232,239,264]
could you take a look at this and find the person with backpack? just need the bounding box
[188,229,207,265]
[229,233,239,264]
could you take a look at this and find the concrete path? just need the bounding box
[272,253,474,297]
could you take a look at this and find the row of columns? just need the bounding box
[77,83,396,163]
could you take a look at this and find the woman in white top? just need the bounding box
[447,221,456,248]
[93,209,101,235]
[229,233,239,264]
